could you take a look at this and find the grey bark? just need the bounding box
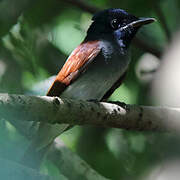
[0,93,179,132]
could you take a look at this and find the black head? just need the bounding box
[85,8,155,49]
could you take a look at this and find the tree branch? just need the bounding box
[61,0,100,14]
[47,139,109,180]
[0,93,179,132]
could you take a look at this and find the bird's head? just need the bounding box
[86,8,155,49]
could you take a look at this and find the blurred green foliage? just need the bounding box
[0,0,180,179]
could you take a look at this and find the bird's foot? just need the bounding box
[107,101,129,111]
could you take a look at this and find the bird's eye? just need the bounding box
[110,19,119,29]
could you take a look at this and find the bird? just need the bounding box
[23,8,155,168]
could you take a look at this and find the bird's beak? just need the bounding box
[131,17,156,28]
[120,17,156,31]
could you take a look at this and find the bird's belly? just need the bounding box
[60,54,130,101]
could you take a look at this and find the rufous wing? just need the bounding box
[47,40,101,97]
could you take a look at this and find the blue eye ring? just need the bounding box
[110,19,119,29]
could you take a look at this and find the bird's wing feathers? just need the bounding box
[47,40,101,96]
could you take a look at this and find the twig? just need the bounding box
[61,0,100,14]
[48,139,109,180]
[0,93,180,132]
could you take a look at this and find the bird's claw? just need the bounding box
[108,101,129,111]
